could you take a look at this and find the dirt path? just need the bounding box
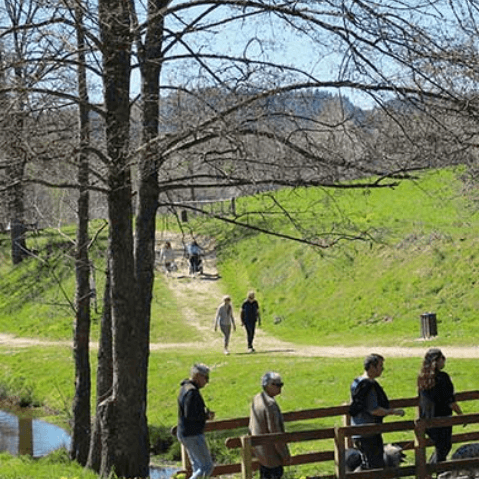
[2,232,479,359]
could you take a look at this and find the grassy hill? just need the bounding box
[0,221,199,344]
[1,167,478,347]
[195,167,479,347]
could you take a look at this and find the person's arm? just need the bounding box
[214,306,221,331]
[183,390,208,423]
[267,403,290,463]
[372,406,405,417]
[451,401,463,415]
[256,302,261,326]
[369,383,405,417]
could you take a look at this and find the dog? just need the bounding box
[437,443,479,479]
[345,443,406,472]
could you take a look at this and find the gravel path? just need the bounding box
[1,232,478,359]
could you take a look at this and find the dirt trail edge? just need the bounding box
[2,232,479,359]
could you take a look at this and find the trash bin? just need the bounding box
[420,312,437,339]
[181,210,188,222]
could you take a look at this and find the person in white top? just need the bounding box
[213,295,236,355]
[159,241,176,273]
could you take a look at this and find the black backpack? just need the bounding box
[349,377,389,417]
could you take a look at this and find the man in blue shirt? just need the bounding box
[349,354,404,469]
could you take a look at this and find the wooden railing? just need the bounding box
[172,390,479,479]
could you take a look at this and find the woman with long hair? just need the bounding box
[417,348,463,463]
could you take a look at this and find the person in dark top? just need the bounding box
[241,290,261,353]
[418,348,463,463]
[177,363,215,479]
[349,353,405,469]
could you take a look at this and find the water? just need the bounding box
[0,409,70,457]
[0,409,179,477]
[150,466,180,479]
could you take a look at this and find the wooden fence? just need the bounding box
[172,390,479,479]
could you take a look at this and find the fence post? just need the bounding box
[343,409,353,449]
[334,426,346,479]
[414,419,428,479]
[240,435,253,479]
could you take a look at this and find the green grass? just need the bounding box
[193,168,479,347]
[2,345,479,477]
[0,220,198,344]
[0,449,100,479]
[2,166,479,477]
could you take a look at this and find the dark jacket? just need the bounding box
[420,371,455,418]
[349,376,389,426]
[241,300,260,325]
[177,379,209,436]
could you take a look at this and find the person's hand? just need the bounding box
[207,410,215,420]
[393,409,405,417]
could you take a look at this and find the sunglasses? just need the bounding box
[272,382,284,387]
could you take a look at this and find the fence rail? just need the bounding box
[172,390,479,479]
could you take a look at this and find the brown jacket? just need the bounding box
[248,391,290,468]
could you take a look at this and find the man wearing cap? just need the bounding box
[349,354,405,469]
[177,363,215,479]
[249,371,291,479]
[241,290,261,353]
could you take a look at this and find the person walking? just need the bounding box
[159,241,176,274]
[241,290,261,353]
[187,240,203,274]
[213,295,236,355]
[349,353,405,469]
[177,363,215,479]
[249,371,291,479]
[418,348,463,463]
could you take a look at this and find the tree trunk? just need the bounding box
[7,157,28,264]
[87,265,113,472]
[134,0,168,412]
[96,0,149,474]
[70,2,92,464]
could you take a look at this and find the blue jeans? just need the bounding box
[178,432,214,479]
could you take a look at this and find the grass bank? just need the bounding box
[197,168,479,347]
[2,167,479,478]
[2,345,479,478]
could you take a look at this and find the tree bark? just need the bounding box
[96,0,149,475]
[70,1,92,465]
[134,0,168,412]
[87,265,113,472]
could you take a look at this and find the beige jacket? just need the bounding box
[248,391,290,468]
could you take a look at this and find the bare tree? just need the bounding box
[4,1,479,477]
[70,0,92,465]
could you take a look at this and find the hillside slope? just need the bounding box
[209,168,479,348]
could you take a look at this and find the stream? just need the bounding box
[0,409,178,478]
